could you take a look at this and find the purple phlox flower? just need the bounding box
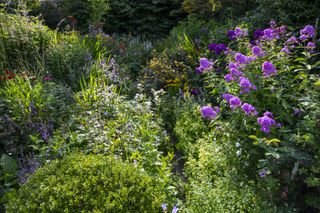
[294,108,303,116]
[190,88,201,95]
[277,25,287,35]
[239,77,252,88]
[264,111,273,118]
[229,97,242,110]
[258,112,277,133]
[235,27,248,37]
[227,30,236,40]
[252,46,265,57]
[239,77,256,93]
[286,36,298,44]
[208,43,227,55]
[222,93,234,102]
[235,53,249,64]
[215,44,227,55]
[299,34,307,41]
[228,62,240,70]
[241,103,258,116]
[196,58,214,74]
[254,29,264,39]
[162,203,167,211]
[208,43,217,51]
[230,68,243,77]
[280,46,290,54]
[307,42,316,48]
[270,20,277,28]
[200,58,214,69]
[250,39,256,46]
[300,25,316,38]
[200,106,219,119]
[172,206,179,213]
[223,47,234,55]
[262,61,277,76]
[224,74,234,83]
[247,56,257,62]
[263,28,275,40]
[306,42,316,52]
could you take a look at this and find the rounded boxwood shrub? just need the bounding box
[6,154,166,212]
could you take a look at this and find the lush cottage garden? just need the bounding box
[0,0,320,212]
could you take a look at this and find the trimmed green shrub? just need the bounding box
[6,153,167,212]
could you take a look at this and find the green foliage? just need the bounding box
[0,154,18,212]
[182,0,255,20]
[6,154,168,212]
[0,7,109,89]
[174,99,208,155]
[104,0,184,38]
[105,35,154,80]
[0,77,73,157]
[183,132,277,211]
[44,75,173,182]
[200,23,320,211]
[61,0,109,31]
[0,8,52,73]
[248,0,320,27]
[45,32,93,89]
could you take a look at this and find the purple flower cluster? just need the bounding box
[208,43,227,55]
[241,103,258,116]
[200,106,220,120]
[254,29,264,39]
[257,111,277,133]
[222,94,242,110]
[235,53,254,64]
[227,27,248,40]
[300,25,316,39]
[239,77,256,93]
[280,46,290,54]
[286,36,298,44]
[254,21,286,42]
[262,61,277,77]
[306,42,316,52]
[252,46,265,57]
[263,28,275,40]
[196,58,214,74]
[224,62,246,83]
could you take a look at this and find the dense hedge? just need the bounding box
[6,154,167,212]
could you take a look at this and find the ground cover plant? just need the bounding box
[0,1,320,212]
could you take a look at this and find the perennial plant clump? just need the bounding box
[191,20,320,211]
